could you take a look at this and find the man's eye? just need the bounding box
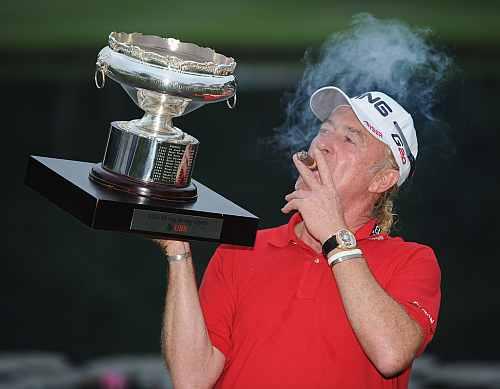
[345,136,355,144]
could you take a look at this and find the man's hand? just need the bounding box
[155,239,191,258]
[281,147,347,243]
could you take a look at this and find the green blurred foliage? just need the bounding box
[1,0,499,49]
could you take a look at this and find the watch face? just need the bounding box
[337,229,357,249]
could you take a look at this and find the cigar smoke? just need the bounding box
[269,13,453,160]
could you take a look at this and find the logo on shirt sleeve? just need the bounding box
[411,300,435,325]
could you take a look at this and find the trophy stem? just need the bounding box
[135,112,180,137]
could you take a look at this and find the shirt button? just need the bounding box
[313,258,320,264]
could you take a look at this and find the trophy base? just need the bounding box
[89,163,197,203]
[25,156,259,246]
[102,121,199,188]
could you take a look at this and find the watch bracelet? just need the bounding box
[321,234,339,257]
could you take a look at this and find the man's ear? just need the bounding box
[368,168,399,194]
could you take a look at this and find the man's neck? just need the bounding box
[294,209,372,254]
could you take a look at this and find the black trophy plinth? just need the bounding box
[25,156,259,246]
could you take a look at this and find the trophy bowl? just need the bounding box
[90,32,237,202]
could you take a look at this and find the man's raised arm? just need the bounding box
[158,240,225,389]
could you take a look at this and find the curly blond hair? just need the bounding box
[370,149,399,234]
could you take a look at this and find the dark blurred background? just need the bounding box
[2,1,500,388]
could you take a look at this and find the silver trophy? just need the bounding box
[90,32,237,202]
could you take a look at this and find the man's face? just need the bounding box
[295,106,392,203]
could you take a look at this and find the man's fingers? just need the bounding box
[293,153,321,190]
[281,198,301,214]
[312,148,334,188]
[153,239,190,254]
[285,189,309,201]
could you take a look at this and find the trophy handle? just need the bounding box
[226,91,237,109]
[94,62,107,89]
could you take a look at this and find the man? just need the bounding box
[157,86,441,389]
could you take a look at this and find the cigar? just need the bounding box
[296,150,317,170]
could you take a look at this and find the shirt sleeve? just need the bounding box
[199,245,237,359]
[385,245,441,356]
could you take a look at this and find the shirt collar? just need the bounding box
[268,212,382,248]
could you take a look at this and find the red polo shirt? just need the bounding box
[199,213,441,388]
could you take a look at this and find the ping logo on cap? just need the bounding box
[353,93,393,117]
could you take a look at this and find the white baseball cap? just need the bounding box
[309,86,417,186]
